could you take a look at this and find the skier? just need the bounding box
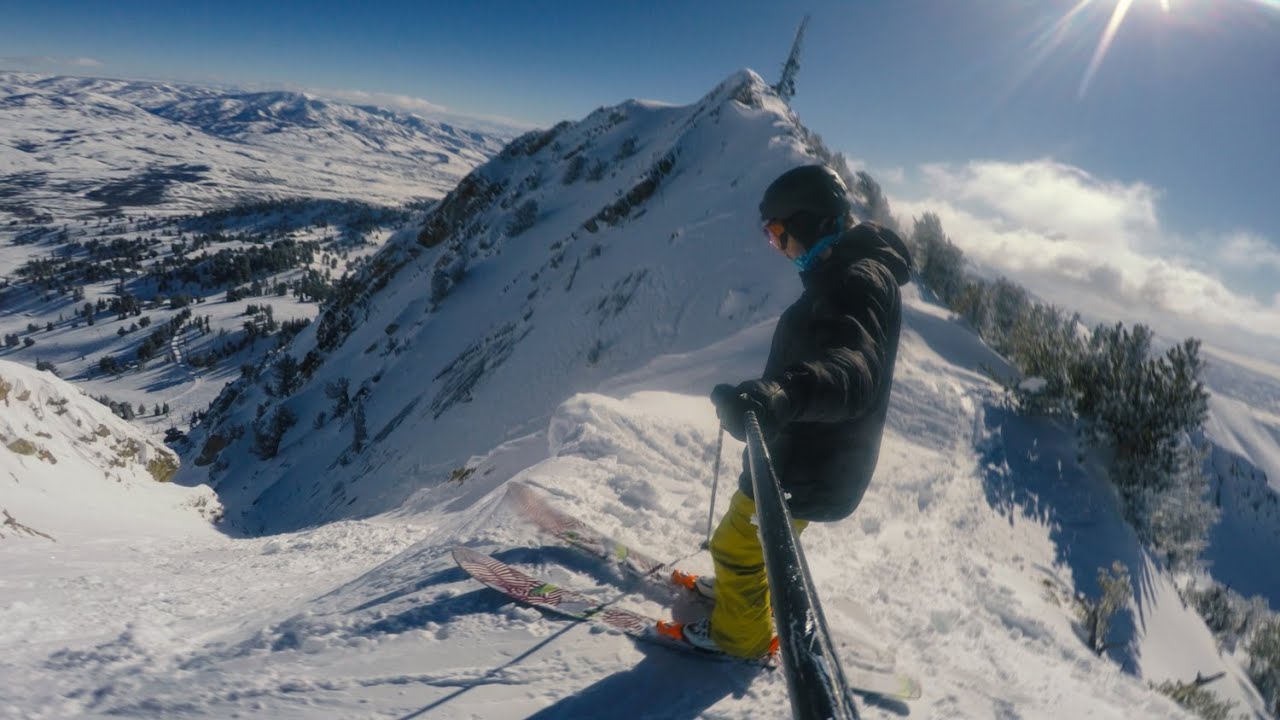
[661,164,913,658]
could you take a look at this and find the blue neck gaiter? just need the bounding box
[793,226,844,272]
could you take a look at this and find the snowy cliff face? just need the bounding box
[183,70,859,533]
[0,360,218,537]
[0,73,511,220]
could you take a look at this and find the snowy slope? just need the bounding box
[0,72,511,220]
[1199,348,1280,606]
[0,72,510,452]
[0,359,217,537]
[3,287,1265,718]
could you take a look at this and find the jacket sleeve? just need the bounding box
[779,259,899,424]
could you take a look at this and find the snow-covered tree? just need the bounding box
[1153,675,1236,720]
[1249,621,1280,715]
[1071,328,1213,566]
[853,170,894,229]
[912,212,965,304]
[1188,583,1272,652]
[1133,439,1218,571]
[1078,561,1132,655]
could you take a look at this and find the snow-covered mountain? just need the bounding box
[0,72,513,446]
[0,72,513,219]
[2,68,1279,718]
[179,69,861,534]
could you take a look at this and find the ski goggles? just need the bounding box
[762,219,788,250]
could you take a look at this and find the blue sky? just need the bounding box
[3,0,1279,351]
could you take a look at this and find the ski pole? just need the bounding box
[702,425,725,550]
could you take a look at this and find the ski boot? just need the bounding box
[669,569,717,601]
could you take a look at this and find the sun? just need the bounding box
[1066,0,1280,98]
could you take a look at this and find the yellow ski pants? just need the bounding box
[709,490,808,657]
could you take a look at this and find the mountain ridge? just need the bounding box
[178,68,863,533]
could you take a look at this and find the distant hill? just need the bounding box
[0,72,514,220]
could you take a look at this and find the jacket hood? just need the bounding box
[807,222,913,287]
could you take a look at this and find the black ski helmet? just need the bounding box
[759,165,853,245]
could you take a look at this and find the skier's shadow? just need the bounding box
[523,645,760,720]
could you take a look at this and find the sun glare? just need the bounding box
[1066,0,1280,98]
[1078,0,1138,98]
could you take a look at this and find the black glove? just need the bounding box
[710,380,792,442]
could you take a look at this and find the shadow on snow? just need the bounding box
[382,545,753,719]
[976,402,1154,674]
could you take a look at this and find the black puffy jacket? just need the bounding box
[737,222,912,521]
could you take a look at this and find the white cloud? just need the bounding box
[314,88,449,115]
[889,159,1280,360]
[1218,230,1280,272]
[0,55,103,70]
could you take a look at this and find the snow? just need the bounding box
[2,67,1279,719]
[4,287,1266,718]
[0,359,217,537]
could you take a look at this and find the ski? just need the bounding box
[451,545,749,662]
[452,546,921,700]
[508,482,896,671]
[506,482,688,592]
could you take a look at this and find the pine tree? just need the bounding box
[507,199,539,237]
[563,155,587,185]
[1079,561,1132,655]
[912,213,965,304]
[1249,621,1280,714]
[1134,439,1218,571]
[275,354,300,397]
[352,401,367,453]
[853,170,894,228]
[326,377,351,418]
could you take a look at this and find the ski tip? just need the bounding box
[505,480,541,507]
[451,545,486,565]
